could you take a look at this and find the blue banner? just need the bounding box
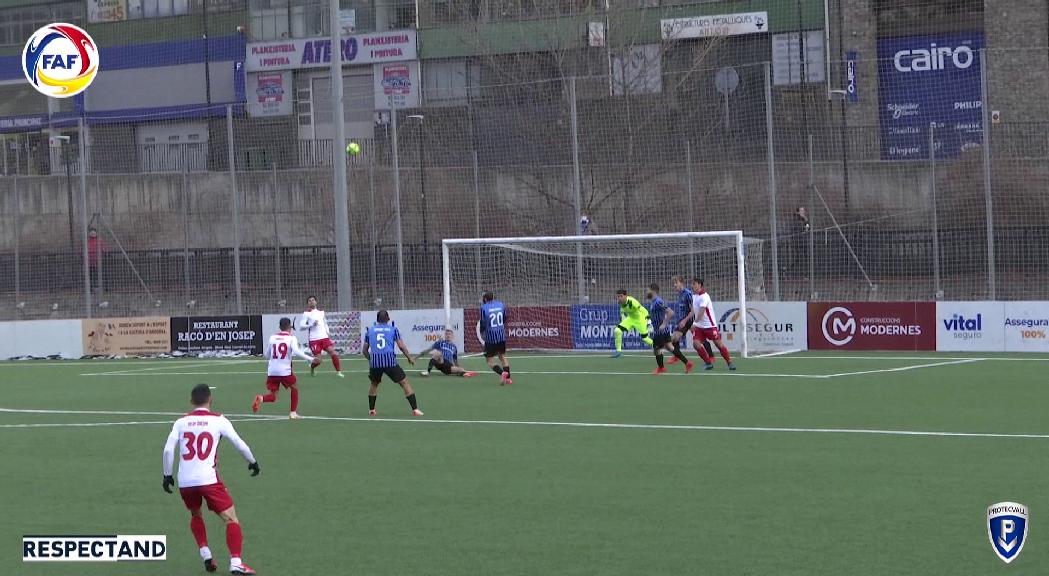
[571,304,649,350]
[846,51,858,103]
[877,32,983,160]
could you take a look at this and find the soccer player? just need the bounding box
[163,384,260,575]
[421,329,478,378]
[690,278,736,371]
[299,296,343,378]
[612,289,654,358]
[363,310,423,416]
[669,275,713,363]
[480,291,512,385]
[647,283,693,375]
[252,317,315,419]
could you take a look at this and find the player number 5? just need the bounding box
[376,333,387,349]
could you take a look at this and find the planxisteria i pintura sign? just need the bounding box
[246,30,417,72]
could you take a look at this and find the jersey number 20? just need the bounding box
[182,431,215,461]
[488,311,504,328]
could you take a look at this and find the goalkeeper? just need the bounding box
[611,289,654,358]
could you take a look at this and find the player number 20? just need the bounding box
[488,311,504,328]
[181,431,215,461]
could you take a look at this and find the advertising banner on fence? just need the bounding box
[82,316,171,356]
[1004,302,1049,353]
[877,32,984,160]
[808,302,936,350]
[464,306,572,352]
[170,316,263,354]
[936,301,1005,352]
[571,305,649,350]
[245,30,417,72]
[717,301,807,352]
[360,309,464,354]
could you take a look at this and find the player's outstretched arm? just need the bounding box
[362,340,371,360]
[162,424,179,493]
[397,339,415,365]
[291,338,314,363]
[222,418,258,469]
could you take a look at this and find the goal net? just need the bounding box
[442,232,764,358]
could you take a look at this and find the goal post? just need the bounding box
[442,231,760,358]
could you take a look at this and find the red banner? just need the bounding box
[808,302,936,350]
[464,306,572,352]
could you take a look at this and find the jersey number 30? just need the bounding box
[182,431,215,461]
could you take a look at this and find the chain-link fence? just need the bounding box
[1,47,1048,320]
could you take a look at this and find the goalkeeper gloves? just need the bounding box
[162,475,174,494]
[248,461,260,477]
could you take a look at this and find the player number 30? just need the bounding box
[181,431,215,461]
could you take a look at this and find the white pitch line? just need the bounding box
[0,417,280,429]
[820,358,984,378]
[0,407,275,419]
[766,355,1049,362]
[750,349,802,358]
[78,369,827,379]
[3,407,1047,439]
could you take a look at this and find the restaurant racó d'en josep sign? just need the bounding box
[245,30,417,72]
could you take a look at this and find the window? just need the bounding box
[0,3,83,47]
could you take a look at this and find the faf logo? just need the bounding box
[987,502,1028,564]
[22,23,99,98]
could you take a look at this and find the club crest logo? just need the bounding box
[22,23,99,98]
[987,502,1028,563]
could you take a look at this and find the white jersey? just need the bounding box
[300,309,330,341]
[691,291,717,329]
[162,408,256,488]
[265,331,313,376]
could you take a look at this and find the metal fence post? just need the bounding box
[391,109,406,308]
[686,140,696,279]
[979,49,996,300]
[570,77,585,303]
[807,134,815,299]
[367,155,377,304]
[183,164,191,308]
[78,117,91,317]
[271,162,282,305]
[928,124,941,299]
[226,105,243,314]
[472,149,482,294]
[329,0,353,311]
[764,62,780,301]
[13,173,20,312]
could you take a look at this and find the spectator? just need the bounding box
[87,227,107,292]
[786,206,811,275]
[579,212,596,235]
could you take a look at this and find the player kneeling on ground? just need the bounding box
[363,310,423,416]
[163,384,260,575]
[253,317,314,419]
[421,329,477,378]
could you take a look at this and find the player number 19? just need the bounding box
[271,342,288,359]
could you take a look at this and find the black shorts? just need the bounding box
[674,317,694,335]
[369,365,407,384]
[435,360,453,375]
[652,332,672,349]
[484,341,507,358]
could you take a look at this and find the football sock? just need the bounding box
[330,354,342,371]
[190,516,208,548]
[427,359,436,373]
[225,522,242,558]
[289,387,299,412]
[492,365,503,375]
[503,365,510,376]
[703,340,714,358]
[717,342,733,364]
[672,346,689,364]
[695,343,713,364]
[655,353,665,368]
[199,546,212,561]
[406,393,418,410]
[614,326,624,352]
[368,395,377,410]
[262,393,276,403]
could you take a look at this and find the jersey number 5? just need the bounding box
[271,342,288,359]
[375,333,388,349]
[182,431,215,461]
